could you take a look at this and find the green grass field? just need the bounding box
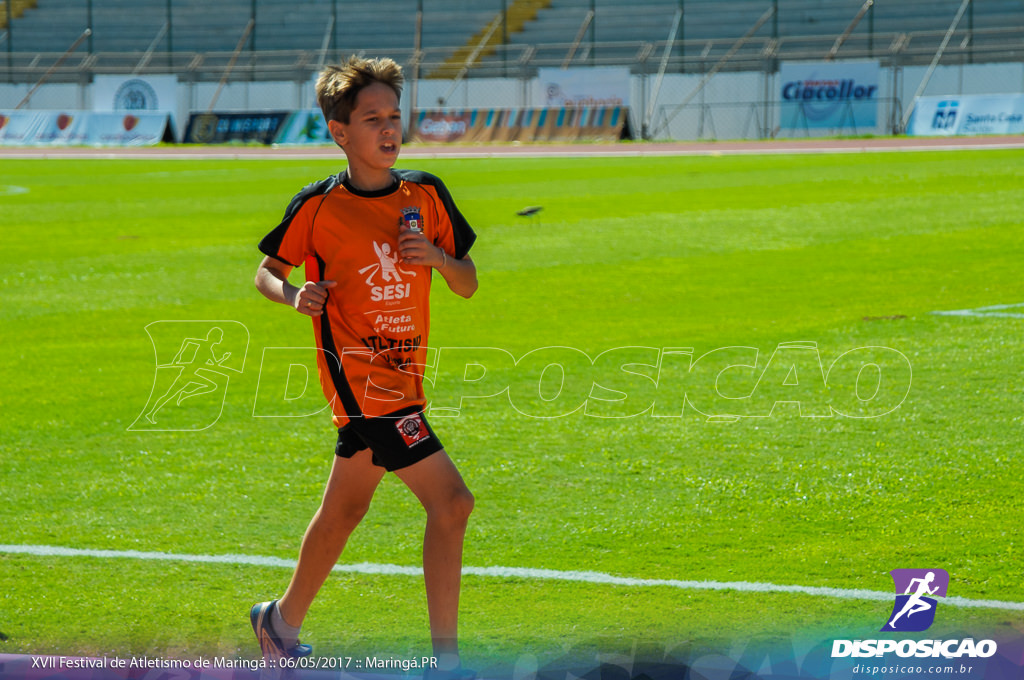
[1,149,1022,673]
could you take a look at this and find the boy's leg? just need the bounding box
[276,448,387,629]
[394,450,474,668]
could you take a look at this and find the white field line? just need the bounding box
[2,544,1022,612]
[932,302,1024,319]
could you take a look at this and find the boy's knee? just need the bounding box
[318,500,372,536]
[456,487,475,520]
[430,487,474,528]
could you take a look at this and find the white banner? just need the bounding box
[536,67,630,108]
[779,60,880,131]
[908,94,1024,136]
[93,75,178,115]
[0,111,172,146]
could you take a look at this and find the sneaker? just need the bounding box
[424,666,477,680]
[250,600,313,661]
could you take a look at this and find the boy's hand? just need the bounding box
[398,226,446,269]
[293,280,337,317]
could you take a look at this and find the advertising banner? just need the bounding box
[536,67,630,108]
[182,112,290,144]
[908,94,1024,136]
[0,111,173,146]
[779,60,880,132]
[273,109,334,145]
[409,107,627,144]
[93,75,179,116]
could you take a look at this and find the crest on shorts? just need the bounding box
[400,206,423,232]
[395,412,429,447]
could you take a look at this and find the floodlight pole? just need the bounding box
[644,8,683,137]
[562,10,593,68]
[411,4,422,112]
[312,13,334,104]
[827,0,873,61]
[900,0,971,132]
[15,28,92,109]
[438,15,502,105]
[134,22,169,74]
[87,0,93,53]
[5,0,13,79]
[207,19,255,112]
[166,0,173,68]
[652,5,775,139]
[772,0,778,43]
[967,0,974,64]
[677,0,685,66]
[589,0,596,65]
[315,15,334,72]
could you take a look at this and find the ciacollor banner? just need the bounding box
[0,111,174,146]
[908,94,1024,136]
[779,60,881,132]
[408,107,628,144]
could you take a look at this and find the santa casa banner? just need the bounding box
[0,111,173,146]
[779,60,880,132]
[908,94,1024,136]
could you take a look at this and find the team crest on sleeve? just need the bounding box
[400,206,423,232]
[395,412,430,447]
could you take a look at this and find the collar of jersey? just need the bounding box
[340,170,401,198]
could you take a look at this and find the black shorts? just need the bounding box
[335,405,444,472]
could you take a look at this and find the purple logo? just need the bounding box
[882,569,949,632]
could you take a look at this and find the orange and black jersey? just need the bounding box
[259,168,476,428]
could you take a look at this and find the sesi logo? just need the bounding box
[371,282,411,302]
[359,240,417,303]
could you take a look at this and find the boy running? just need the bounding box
[251,56,478,679]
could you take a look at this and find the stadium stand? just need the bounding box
[430,0,552,78]
[483,0,1024,71]
[1,0,497,55]
[0,0,1021,80]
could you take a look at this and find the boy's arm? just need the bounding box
[398,230,478,298]
[437,254,478,299]
[255,255,336,317]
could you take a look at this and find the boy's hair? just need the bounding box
[317,56,404,124]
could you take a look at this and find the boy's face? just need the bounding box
[328,81,402,175]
